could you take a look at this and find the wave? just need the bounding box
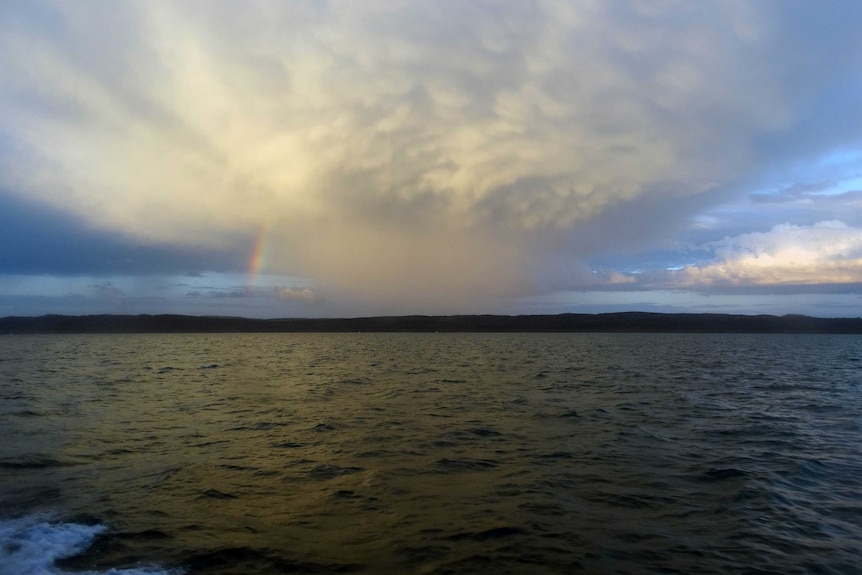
[0,516,180,575]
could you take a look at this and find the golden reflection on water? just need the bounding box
[1,333,861,573]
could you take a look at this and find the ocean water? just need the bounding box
[1,332,860,574]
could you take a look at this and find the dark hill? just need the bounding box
[2,312,862,334]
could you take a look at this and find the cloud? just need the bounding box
[2,1,862,311]
[673,221,862,289]
[0,191,248,276]
[182,283,323,304]
[91,282,125,302]
[277,287,323,304]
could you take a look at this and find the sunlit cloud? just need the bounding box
[672,221,862,288]
[1,1,862,313]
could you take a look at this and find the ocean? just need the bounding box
[1,332,860,574]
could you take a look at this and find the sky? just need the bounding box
[2,1,862,319]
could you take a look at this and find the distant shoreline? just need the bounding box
[2,312,862,334]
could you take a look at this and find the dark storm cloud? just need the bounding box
[0,192,249,276]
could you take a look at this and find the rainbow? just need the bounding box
[247,222,271,291]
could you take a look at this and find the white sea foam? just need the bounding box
[0,517,180,575]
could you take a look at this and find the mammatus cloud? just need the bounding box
[672,221,862,289]
[1,1,861,311]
